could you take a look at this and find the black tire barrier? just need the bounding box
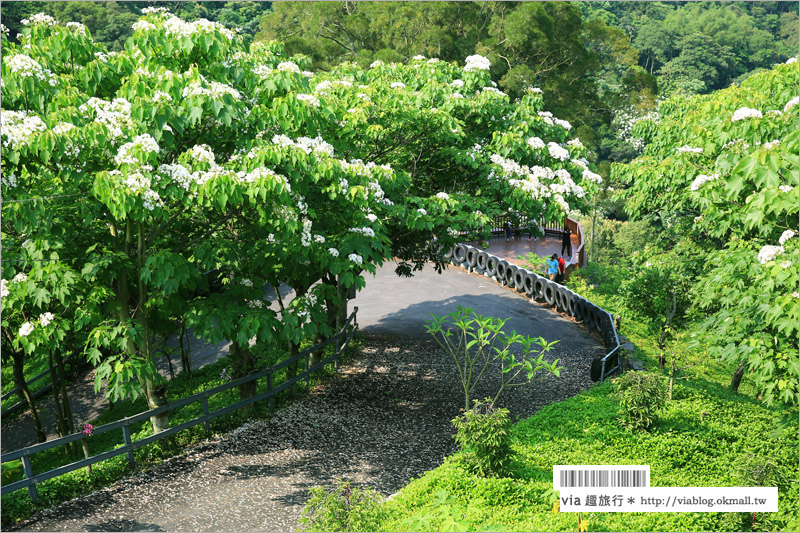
[574,297,587,321]
[443,246,454,259]
[505,263,518,288]
[543,280,556,306]
[485,256,498,277]
[563,289,576,316]
[590,357,604,382]
[476,251,489,271]
[553,285,564,310]
[466,247,478,268]
[524,272,536,295]
[496,260,509,284]
[513,268,527,292]
[533,277,546,301]
[592,306,604,332]
[454,244,468,264]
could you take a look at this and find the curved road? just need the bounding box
[6,254,605,532]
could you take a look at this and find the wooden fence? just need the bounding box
[1,309,359,502]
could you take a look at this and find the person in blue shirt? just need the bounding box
[547,254,559,281]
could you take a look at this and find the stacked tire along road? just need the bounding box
[447,244,622,382]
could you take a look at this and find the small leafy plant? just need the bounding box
[299,479,386,532]
[613,371,666,430]
[452,398,514,477]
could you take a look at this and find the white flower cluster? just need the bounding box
[527,137,545,149]
[786,56,798,64]
[53,122,76,134]
[721,138,749,151]
[527,87,543,94]
[554,118,572,131]
[779,230,796,245]
[277,61,300,73]
[152,90,173,104]
[390,81,406,89]
[366,213,378,223]
[348,253,363,265]
[78,97,132,140]
[690,173,719,191]
[313,79,353,94]
[349,227,376,237]
[188,144,216,165]
[300,219,313,247]
[450,79,464,89]
[676,145,703,154]
[779,185,794,193]
[567,138,583,148]
[328,248,339,257]
[582,168,603,184]
[182,80,241,100]
[65,21,86,35]
[247,299,264,309]
[12,272,27,284]
[731,107,762,122]
[21,13,57,26]
[481,86,506,97]
[464,54,490,71]
[2,172,18,188]
[272,134,335,157]
[449,92,464,99]
[412,54,426,60]
[763,140,780,150]
[0,279,8,298]
[757,245,784,264]
[314,234,325,244]
[370,60,383,68]
[296,93,321,107]
[19,322,34,337]
[236,167,290,190]
[547,142,569,161]
[141,6,169,14]
[5,54,58,86]
[164,16,234,40]
[417,208,427,215]
[436,192,450,200]
[114,134,160,165]
[784,96,799,112]
[132,20,156,32]
[1,109,47,148]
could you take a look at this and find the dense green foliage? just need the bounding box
[613,371,667,430]
[452,398,514,477]
[373,375,798,532]
[300,479,388,532]
[614,60,799,409]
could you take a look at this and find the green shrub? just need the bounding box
[299,479,387,532]
[613,371,666,430]
[452,399,514,477]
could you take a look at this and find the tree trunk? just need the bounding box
[309,332,324,368]
[144,380,170,433]
[668,360,675,400]
[179,317,192,380]
[230,343,257,410]
[730,364,746,392]
[336,277,349,332]
[11,349,46,443]
[286,340,300,394]
[47,351,72,456]
[54,351,75,435]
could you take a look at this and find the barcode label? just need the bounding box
[554,465,650,489]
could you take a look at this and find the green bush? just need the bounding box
[613,371,666,430]
[299,479,387,532]
[452,399,514,477]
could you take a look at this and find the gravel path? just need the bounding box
[10,325,602,532]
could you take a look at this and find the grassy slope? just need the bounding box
[372,269,799,532]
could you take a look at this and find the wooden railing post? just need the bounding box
[122,423,135,471]
[201,395,211,437]
[21,452,37,502]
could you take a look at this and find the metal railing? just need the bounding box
[475,216,586,268]
[1,309,359,502]
[446,244,620,380]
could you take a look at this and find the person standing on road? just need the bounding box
[561,226,572,258]
[547,254,559,281]
[556,255,566,284]
[504,221,513,241]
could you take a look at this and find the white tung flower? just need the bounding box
[12,272,27,284]
[527,137,545,149]
[132,20,156,32]
[676,145,703,154]
[39,312,54,326]
[464,54,490,71]
[22,13,57,26]
[19,322,34,337]
[779,185,794,193]
[370,59,384,68]
[348,253,363,265]
[547,142,569,161]
[152,91,173,104]
[276,61,300,73]
[417,208,427,215]
[690,173,719,192]
[731,107,762,122]
[390,81,406,89]
[779,230,796,245]
[296,93,321,107]
[436,192,450,200]
[450,79,465,89]
[328,248,339,257]
[0,279,8,298]
[757,245,784,264]
[784,96,799,112]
